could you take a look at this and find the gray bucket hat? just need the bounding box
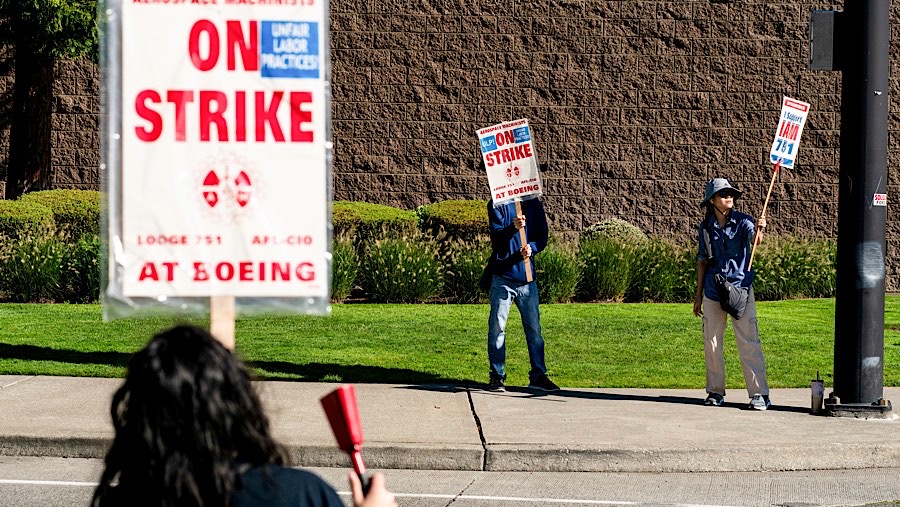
[699,178,742,207]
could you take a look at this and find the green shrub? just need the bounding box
[17,189,101,240]
[60,234,100,303]
[626,239,696,303]
[581,218,648,245]
[537,241,580,303]
[753,237,837,300]
[442,236,491,304]
[577,236,634,301]
[360,234,443,303]
[0,234,66,303]
[0,200,54,241]
[333,201,417,246]
[331,235,358,303]
[416,200,488,243]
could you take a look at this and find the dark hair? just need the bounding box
[92,325,286,507]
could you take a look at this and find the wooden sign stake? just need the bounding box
[514,200,533,282]
[210,295,236,350]
[748,159,781,271]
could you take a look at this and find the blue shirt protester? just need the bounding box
[487,197,548,284]
[697,210,756,301]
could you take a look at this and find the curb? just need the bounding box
[4,436,900,473]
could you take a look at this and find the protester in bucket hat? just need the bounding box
[693,178,771,410]
[699,178,743,208]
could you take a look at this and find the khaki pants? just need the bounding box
[702,290,769,398]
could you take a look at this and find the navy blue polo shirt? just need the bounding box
[697,210,756,301]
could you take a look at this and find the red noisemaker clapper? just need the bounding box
[320,384,370,495]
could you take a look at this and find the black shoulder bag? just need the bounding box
[702,226,749,320]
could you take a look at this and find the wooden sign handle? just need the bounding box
[210,295,235,350]
[748,160,781,271]
[514,200,533,282]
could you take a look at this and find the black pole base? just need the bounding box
[824,395,893,419]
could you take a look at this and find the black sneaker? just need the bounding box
[488,376,505,392]
[528,374,560,392]
[704,393,725,406]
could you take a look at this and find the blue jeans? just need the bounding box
[487,276,547,382]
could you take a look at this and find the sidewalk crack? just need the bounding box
[443,477,478,507]
[465,385,488,471]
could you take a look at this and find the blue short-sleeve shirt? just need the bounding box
[697,210,755,301]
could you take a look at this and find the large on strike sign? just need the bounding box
[103,1,330,313]
[477,119,543,205]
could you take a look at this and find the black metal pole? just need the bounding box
[833,0,889,405]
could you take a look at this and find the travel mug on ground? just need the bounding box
[811,379,825,414]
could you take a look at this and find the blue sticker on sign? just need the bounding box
[513,127,531,143]
[481,137,497,153]
[260,21,319,79]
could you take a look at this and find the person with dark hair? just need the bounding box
[485,197,559,393]
[92,324,396,507]
[693,178,771,411]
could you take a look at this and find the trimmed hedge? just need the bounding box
[0,200,54,241]
[581,218,648,244]
[333,201,417,250]
[17,189,101,240]
[416,199,488,243]
[0,194,838,304]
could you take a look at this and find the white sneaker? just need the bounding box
[749,394,771,410]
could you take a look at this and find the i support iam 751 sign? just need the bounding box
[107,0,330,302]
[769,97,811,169]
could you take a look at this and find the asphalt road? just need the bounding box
[1,456,899,507]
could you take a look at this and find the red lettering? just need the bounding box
[290,92,314,142]
[227,20,259,71]
[167,90,195,141]
[200,91,228,141]
[190,20,259,72]
[189,20,220,71]
[135,90,163,142]
[193,262,209,281]
[138,262,178,282]
[239,261,253,281]
[187,261,317,282]
[162,262,178,281]
[235,91,247,142]
[133,89,314,143]
[273,262,290,281]
[139,262,159,282]
[495,130,514,146]
[256,91,285,141]
[216,262,235,281]
[296,262,315,281]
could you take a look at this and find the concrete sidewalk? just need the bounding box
[1,376,898,473]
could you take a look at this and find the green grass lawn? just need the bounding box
[1,298,899,389]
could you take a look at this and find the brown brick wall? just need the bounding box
[0,45,12,198]
[51,58,100,190]
[8,0,900,288]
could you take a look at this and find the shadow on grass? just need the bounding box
[0,344,472,385]
[246,360,472,385]
[0,343,131,368]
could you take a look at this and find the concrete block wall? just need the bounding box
[7,0,900,287]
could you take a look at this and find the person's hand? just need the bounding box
[520,243,532,259]
[350,472,396,507]
[757,216,767,229]
[693,294,703,317]
[513,215,526,229]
